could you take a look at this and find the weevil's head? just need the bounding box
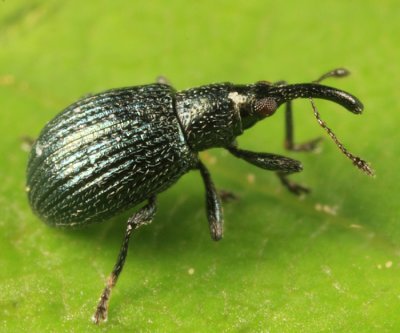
[233,80,373,177]
[237,81,363,130]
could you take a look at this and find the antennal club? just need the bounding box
[314,68,350,84]
[309,98,374,176]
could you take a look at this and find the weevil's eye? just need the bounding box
[254,97,278,117]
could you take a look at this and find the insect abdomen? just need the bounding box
[27,84,197,227]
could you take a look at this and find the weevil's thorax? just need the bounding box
[176,83,256,151]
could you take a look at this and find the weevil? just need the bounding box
[26,68,373,323]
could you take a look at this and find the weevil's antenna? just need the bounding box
[313,68,350,84]
[309,98,374,176]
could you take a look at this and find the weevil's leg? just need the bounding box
[92,196,157,324]
[20,136,35,152]
[276,171,309,196]
[218,189,239,203]
[227,145,309,196]
[284,99,323,152]
[198,160,224,241]
[156,76,171,85]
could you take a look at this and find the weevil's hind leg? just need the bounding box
[227,145,309,196]
[198,160,224,241]
[92,196,157,324]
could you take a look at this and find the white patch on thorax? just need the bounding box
[228,92,247,111]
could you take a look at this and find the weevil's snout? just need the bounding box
[268,83,364,115]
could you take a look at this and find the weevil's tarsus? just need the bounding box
[277,171,310,196]
[218,189,239,203]
[309,98,374,176]
[92,196,157,325]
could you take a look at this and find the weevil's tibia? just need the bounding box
[92,196,157,324]
[198,160,224,241]
[309,99,374,176]
[284,98,323,152]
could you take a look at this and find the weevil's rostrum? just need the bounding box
[26,69,373,324]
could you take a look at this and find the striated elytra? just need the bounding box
[26,69,373,324]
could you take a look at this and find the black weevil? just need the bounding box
[26,68,373,323]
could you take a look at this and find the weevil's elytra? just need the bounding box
[26,68,373,324]
[27,84,198,227]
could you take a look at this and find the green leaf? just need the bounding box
[1,1,399,332]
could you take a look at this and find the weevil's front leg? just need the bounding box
[198,161,224,241]
[227,145,309,196]
[92,196,157,324]
[276,171,310,196]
